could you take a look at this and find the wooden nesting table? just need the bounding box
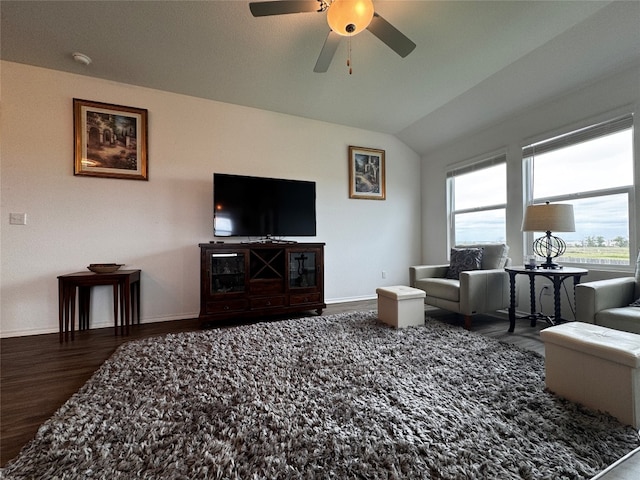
[57,269,141,342]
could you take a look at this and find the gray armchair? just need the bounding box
[575,251,640,334]
[410,244,511,329]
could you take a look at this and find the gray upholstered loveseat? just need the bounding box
[575,251,640,335]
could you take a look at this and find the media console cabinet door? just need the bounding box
[289,250,318,289]
[209,251,247,295]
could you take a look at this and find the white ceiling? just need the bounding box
[2,1,639,155]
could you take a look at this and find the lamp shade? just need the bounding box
[327,0,374,36]
[522,203,575,233]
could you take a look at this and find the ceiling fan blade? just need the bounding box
[314,30,341,73]
[367,13,416,58]
[249,1,321,17]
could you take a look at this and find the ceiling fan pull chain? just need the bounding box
[348,35,352,75]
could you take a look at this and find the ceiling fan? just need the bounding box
[249,0,416,72]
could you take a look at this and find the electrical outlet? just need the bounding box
[381,271,387,279]
[9,213,27,225]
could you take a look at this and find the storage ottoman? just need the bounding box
[540,322,640,428]
[591,446,640,480]
[376,285,426,328]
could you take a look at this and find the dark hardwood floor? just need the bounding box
[1,300,544,467]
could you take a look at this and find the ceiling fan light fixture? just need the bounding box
[326,0,374,36]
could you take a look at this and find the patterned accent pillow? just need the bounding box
[630,298,640,307]
[446,248,484,280]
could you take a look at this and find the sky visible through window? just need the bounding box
[454,164,506,243]
[532,129,632,244]
[455,210,505,244]
[454,130,632,246]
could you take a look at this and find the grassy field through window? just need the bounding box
[563,246,629,265]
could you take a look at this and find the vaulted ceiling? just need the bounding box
[2,1,639,155]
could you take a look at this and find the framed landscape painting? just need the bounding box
[348,146,385,200]
[73,98,148,180]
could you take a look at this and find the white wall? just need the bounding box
[0,61,422,337]
[420,63,640,318]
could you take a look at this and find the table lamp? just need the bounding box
[522,202,575,269]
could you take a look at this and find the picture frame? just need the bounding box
[73,98,148,180]
[348,146,385,200]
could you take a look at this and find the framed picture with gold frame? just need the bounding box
[348,146,385,200]
[73,98,148,180]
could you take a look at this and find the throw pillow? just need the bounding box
[446,248,484,280]
[630,298,640,307]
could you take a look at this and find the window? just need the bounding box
[447,153,507,246]
[523,114,634,266]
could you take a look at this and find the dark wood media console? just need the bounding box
[198,242,325,323]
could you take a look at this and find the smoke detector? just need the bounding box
[72,52,92,66]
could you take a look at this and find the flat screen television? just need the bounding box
[213,173,317,238]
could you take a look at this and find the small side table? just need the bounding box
[505,266,588,333]
[58,270,141,342]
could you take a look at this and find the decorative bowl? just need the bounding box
[87,263,123,274]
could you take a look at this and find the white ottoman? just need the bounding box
[540,322,640,428]
[376,285,426,328]
[591,446,640,480]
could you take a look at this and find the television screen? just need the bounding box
[213,173,317,238]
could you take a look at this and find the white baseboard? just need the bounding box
[0,312,200,338]
[325,295,376,304]
[2,298,385,338]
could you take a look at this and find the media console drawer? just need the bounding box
[290,292,321,305]
[250,296,286,309]
[205,299,248,314]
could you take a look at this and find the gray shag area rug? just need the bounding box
[2,312,639,479]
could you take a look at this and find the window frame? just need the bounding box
[446,152,507,249]
[522,114,635,269]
